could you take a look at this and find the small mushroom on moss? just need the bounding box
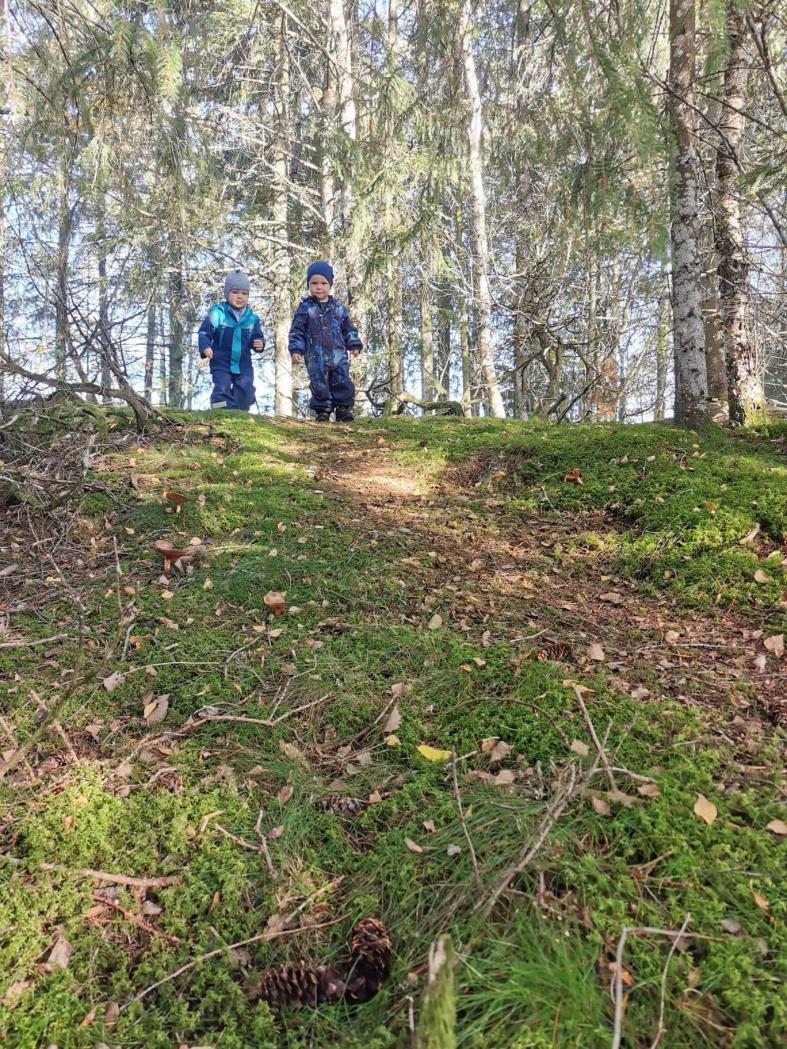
[165,491,187,513]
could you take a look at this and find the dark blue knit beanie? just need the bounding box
[306,260,334,285]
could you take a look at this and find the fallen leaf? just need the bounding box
[564,467,583,485]
[368,790,382,804]
[417,744,453,763]
[480,737,498,753]
[493,769,516,785]
[3,980,34,1005]
[753,652,767,672]
[268,825,284,840]
[592,796,611,816]
[570,739,589,758]
[422,819,436,833]
[738,523,760,545]
[384,705,401,733]
[665,630,680,643]
[446,844,462,857]
[202,578,214,590]
[586,642,605,662]
[694,794,717,825]
[638,783,661,798]
[720,918,743,935]
[763,634,784,657]
[428,613,443,630]
[104,1001,120,1027]
[384,734,401,746]
[143,694,169,726]
[264,590,287,617]
[753,569,770,584]
[102,672,125,693]
[405,837,424,854]
[489,740,512,764]
[599,592,624,605]
[608,789,637,807]
[158,616,179,630]
[47,932,73,970]
[766,819,787,836]
[391,681,412,699]
[751,889,769,913]
[278,784,294,805]
[279,740,304,762]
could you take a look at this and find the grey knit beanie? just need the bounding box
[224,270,251,297]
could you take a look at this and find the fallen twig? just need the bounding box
[94,894,181,946]
[254,809,279,879]
[0,855,181,889]
[0,632,70,649]
[119,876,343,1011]
[611,916,692,1049]
[572,684,618,792]
[452,757,480,885]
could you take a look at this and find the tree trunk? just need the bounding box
[54,161,73,382]
[144,298,156,402]
[167,262,184,408]
[655,284,670,420]
[416,936,457,1049]
[668,0,709,427]
[273,12,293,417]
[421,277,435,404]
[715,4,764,425]
[458,0,505,418]
[435,280,452,399]
[97,201,111,402]
[384,0,403,399]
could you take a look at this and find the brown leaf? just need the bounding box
[405,837,425,854]
[143,694,169,726]
[264,590,287,617]
[102,671,125,693]
[383,705,401,734]
[738,523,760,545]
[428,613,443,630]
[763,634,784,658]
[104,1002,120,1027]
[391,681,412,699]
[422,819,436,833]
[493,769,516,786]
[570,739,589,757]
[489,740,512,764]
[599,592,624,605]
[592,796,611,816]
[3,981,34,1005]
[638,783,661,798]
[563,467,583,485]
[665,630,680,644]
[766,819,787,836]
[753,569,770,584]
[480,737,498,753]
[278,740,304,762]
[751,889,769,913]
[446,844,462,857]
[693,794,717,825]
[268,825,284,840]
[720,918,742,935]
[277,784,294,805]
[586,642,605,662]
[47,932,73,970]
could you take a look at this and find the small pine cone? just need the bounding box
[252,963,345,1010]
[320,796,367,817]
[345,918,393,1003]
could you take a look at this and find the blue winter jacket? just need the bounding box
[288,296,362,360]
[198,302,265,375]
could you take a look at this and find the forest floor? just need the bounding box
[0,409,785,1049]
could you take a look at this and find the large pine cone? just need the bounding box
[344,918,393,1003]
[251,963,345,1010]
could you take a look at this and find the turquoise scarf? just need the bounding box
[209,302,259,375]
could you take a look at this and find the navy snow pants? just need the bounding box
[306,347,355,413]
[210,365,256,411]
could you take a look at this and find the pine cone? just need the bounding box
[320,796,367,817]
[250,963,345,1010]
[344,918,393,1003]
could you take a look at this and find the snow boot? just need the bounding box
[315,410,331,423]
[335,406,354,423]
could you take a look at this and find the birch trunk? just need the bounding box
[668,0,708,427]
[655,285,670,420]
[715,5,764,425]
[458,0,505,418]
[384,0,403,399]
[421,273,435,404]
[273,12,293,416]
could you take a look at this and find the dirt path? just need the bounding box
[291,423,785,733]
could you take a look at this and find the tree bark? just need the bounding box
[458,0,505,418]
[273,12,293,417]
[668,0,709,427]
[715,4,764,425]
[167,262,184,408]
[655,284,670,420]
[420,269,435,404]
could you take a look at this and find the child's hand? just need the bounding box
[252,338,264,352]
[203,348,214,360]
[291,353,304,365]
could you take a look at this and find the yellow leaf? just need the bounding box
[428,613,443,630]
[693,794,717,825]
[385,734,401,746]
[417,744,453,763]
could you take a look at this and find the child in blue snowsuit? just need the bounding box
[288,261,362,422]
[198,271,265,411]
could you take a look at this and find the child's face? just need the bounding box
[308,276,331,301]
[227,289,249,308]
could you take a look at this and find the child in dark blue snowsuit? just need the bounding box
[288,261,362,422]
[198,271,266,411]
